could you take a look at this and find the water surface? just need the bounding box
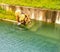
[0,20,60,52]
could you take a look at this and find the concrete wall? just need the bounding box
[0,4,60,24]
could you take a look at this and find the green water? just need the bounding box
[0,20,60,52]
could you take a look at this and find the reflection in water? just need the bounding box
[0,20,60,52]
[27,20,60,41]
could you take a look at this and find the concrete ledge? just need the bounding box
[0,18,17,23]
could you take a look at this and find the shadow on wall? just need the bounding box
[0,4,60,24]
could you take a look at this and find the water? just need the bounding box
[0,20,60,52]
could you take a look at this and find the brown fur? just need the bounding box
[15,9,31,25]
[20,14,31,25]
